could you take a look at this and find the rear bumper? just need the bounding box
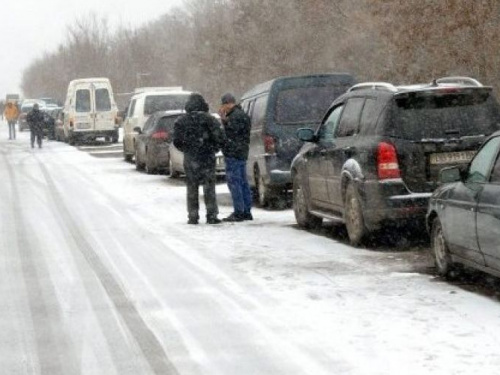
[260,154,292,188]
[361,179,431,229]
[70,129,118,138]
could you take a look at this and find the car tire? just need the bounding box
[112,131,119,143]
[255,170,275,208]
[431,218,459,279]
[145,149,156,175]
[68,136,76,146]
[135,148,145,171]
[344,182,367,246]
[293,173,322,229]
[169,157,180,178]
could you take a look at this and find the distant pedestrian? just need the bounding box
[173,93,225,224]
[26,103,44,148]
[219,93,253,222]
[4,101,19,140]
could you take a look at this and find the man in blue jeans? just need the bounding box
[219,93,253,222]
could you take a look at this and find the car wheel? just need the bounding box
[431,218,459,279]
[169,157,180,178]
[255,170,275,207]
[68,136,75,146]
[145,149,156,174]
[135,148,145,171]
[293,173,322,229]
[112,131,119,143]
[344,183,367,246]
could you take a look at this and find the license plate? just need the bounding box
[77,123,91,130]
[430,151,476,165]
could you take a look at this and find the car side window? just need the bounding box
[128,99,137,118]
[319,105,344,143]
[467,136,500,184]
[488,138,500,183]
[250,95,267,129]
[335,98,364,138]
[359,98,378,134]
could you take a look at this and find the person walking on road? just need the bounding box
[219,93,253,222]
[27,103,45,148]
[173,93,225,225]
[4,101,19,140]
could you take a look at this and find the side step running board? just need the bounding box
[309,210,345,224]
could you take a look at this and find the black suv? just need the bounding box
[291,77,500,245]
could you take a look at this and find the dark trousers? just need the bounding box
[8,120,16,139]
[184,157,218,220]
[225,157,252,214]
[30,129,43,148]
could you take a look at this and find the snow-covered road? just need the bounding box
[1,124,500,375]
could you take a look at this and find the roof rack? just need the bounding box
[433,76,483,87]
[348,82,398,93]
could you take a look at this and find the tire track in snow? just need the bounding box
[35,157,180,375]
[2,151,82,375]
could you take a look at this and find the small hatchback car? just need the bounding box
[292,76,500,245]
[134,110,182,174]
[427,131,500,278]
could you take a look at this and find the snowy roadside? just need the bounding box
[47,140,500,375]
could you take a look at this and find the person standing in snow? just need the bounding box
[26,103,45,148]
[219,93,253,222]
[173,93,225,225]
[4,101,19,140]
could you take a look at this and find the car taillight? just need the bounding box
[152,131,168,140]
[263,135,275,154]
[377,142,401,179]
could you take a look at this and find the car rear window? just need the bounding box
[144,95,189,115]
[392,90,500,139]
[95,88,111,112]
[76,89,91,113]
[275,86,348,124]
[158,115,181,131]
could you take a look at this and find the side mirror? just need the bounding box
[133,126,142,134]
[296,128,316,142]
[439,166,463,184]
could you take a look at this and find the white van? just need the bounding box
[122,87,191,161]
[63,78,119,145]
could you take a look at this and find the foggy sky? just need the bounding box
[1,0,184,99]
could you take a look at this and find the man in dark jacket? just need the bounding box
[27,103,45,149]
[173,93,224,225]
[219,93,252,222]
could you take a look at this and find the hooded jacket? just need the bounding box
[4,103,19,121]
[173,94,224,162]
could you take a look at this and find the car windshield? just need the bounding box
[275,86,347,124]
[144,95,189,115]
[393,91,500,139]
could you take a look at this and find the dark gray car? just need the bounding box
[427,131,500,279]
[292,77,500,245]
[134,110,183,174]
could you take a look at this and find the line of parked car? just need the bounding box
[36,73,500,281]
[115,73,500,280]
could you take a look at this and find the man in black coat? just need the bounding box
[173,93,225,225]
[219,93,252,222]
[27,103,45,149]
